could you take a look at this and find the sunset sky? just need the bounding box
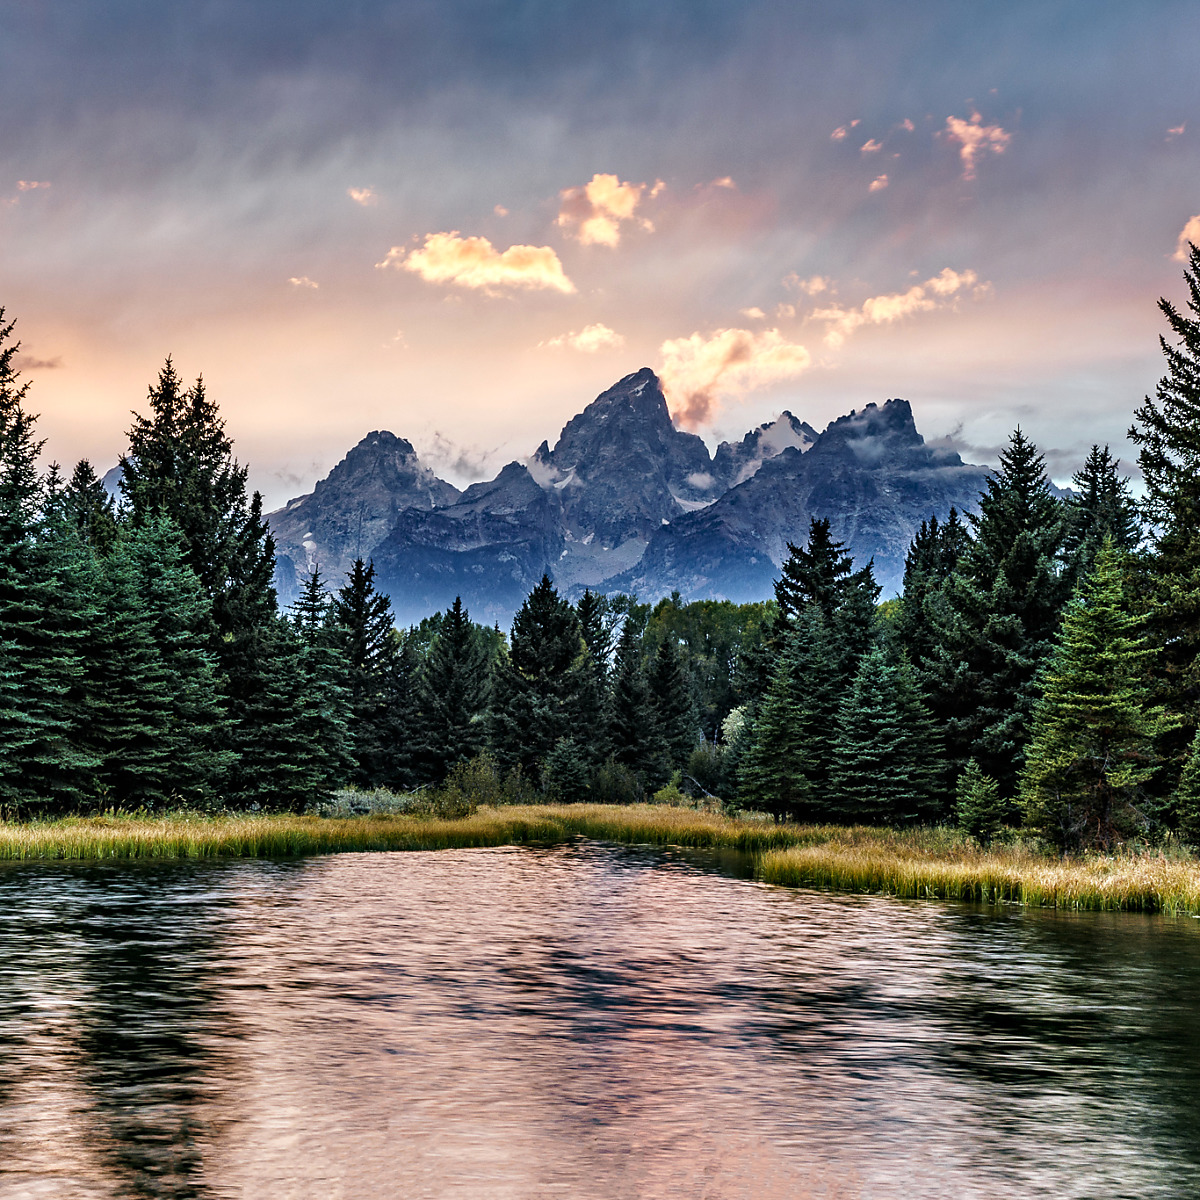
[3,1,1198,507]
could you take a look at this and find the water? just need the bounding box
[0,841,1197,1199]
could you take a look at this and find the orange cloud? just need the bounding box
[348,187,377,206]
[1173,215,1200,262]
[543,323,625,353]
[557,173,653,247]
[1167,123,1186,141]
[869,175,889,192]
[16,180,50,191]
[378,232,576,294]
[812,267,981,347]
[658,327,812,428]
[943,112,1011,179]
[784,273,830,297]
[288,276,319,289]
[861,139,883,154]
[740,306,766,320]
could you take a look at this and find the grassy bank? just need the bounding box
[3,806,1199,915]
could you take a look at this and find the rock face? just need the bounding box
[368,462,563,627]
[267,372,992,624]
[271,431,460,601]
[606,399,990,602]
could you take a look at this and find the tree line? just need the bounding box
[2,246,1200,847]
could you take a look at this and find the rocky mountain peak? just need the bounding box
[712,410,819,488]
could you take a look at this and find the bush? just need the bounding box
[956,760,1005,847]
[686,739,730,799]
[542,738,592,802]
[591,757,642,805]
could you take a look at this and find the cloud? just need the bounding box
[493,204,508,216]
[943,111,1012,179]
[378,232,575,294]
[14,354,62,370]
[710,176,737,189]
[542,323,625,352]
[860,139,883,154]
[812,267,981,347]
[784,273,830,296]
[16,180,50,191]
[740,306,766,320]
[1173,215,1200,262]
[869,175,889,192]
[557,173,653,247]
[348,187,377,206]
[900,118,915,132]
[288,276,319,289]
[831,119,861,141]
[1167,123,1186,141]
[658,327,812,428]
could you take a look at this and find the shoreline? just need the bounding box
[3,804,1198,915]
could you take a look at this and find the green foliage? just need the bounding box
[922,429,1070,793]
[1062,445,1140,583]
[542,737,592,801]
[955,759,1004,847]
[63,459,118,555]
[1176,728,1200,846]
[591,756,642,805]
[605,614,662,784]
[1020,543,1177,853]
[892,509,970,671]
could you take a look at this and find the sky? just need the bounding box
[2,0,1198,507]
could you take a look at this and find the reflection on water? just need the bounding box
[0,841,1197,1198]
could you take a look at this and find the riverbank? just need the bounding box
[3,806,1198,914]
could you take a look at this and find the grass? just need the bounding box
[3,805,1200,915]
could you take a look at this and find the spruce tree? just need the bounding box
[893,509,970,672]
[488,577,589,785]
[1062,445,1140,583]
[1020,542,1176,852]
[605,615,660,787]
[955,760,1004,847]
[1128,243,1200,769]
[1176,728,1200,846]
[334,559,416,788]
[923,429,1069,793]
[417,597,490,781]
[647,636,696,776]
[63,459,118,556]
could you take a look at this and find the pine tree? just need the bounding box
[0,313,95,812]
[737,624,813,821]
[1062,445,1140,584]
[605,615,660,786]
[417,597,490,781]
[923,429,1069,793]
[956,760,1004,847]
[1020,542,1176,853]
[893,509,971,672]
[1176,728,1200,846]
[63,459,118,556]
[647,636,696,777]
[334,559,416,788]
[488,577,589,785]
[1128,243,1200,771]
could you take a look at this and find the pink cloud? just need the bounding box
[860,139,883,154]
[378,232,576,294]
[1173,215,1200,262]
[942,111,1012,179]
[869,175,889,192]
[348,187,377,206]
[658,327,812,428]
[542,323,625,353]
[16,180,50,191]
[557,173,654,247]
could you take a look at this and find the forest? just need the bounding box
[3,248,1200,856]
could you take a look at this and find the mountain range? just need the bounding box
[269,367,992,626]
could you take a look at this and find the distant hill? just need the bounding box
[268,368,992,625]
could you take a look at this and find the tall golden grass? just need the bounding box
[3,805,1199,915]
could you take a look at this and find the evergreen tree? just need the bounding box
[829,649,943,825]
[647,636,696,775]
[334,558,417,788]
[576,588,613,682]
[955,760,1004,847]
[1128,243,1200,767]
[923,429,1069,793]
[122,516,235,804]
[1020,542,1176,852]
[1062,445,1140,583]
[1176,728,1200,846]
[605,615,660,787]
[737,624,813,821]
[893,509,970,671]
[0,313,95,812]
[488,577,588,785]
[417,597,490,781]
[63,459,118,556]
[288,567,355,794]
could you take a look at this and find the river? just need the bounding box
[0,840,1196,1198]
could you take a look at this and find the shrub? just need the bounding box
[591,757,642,805]
[956,759,1005,847]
